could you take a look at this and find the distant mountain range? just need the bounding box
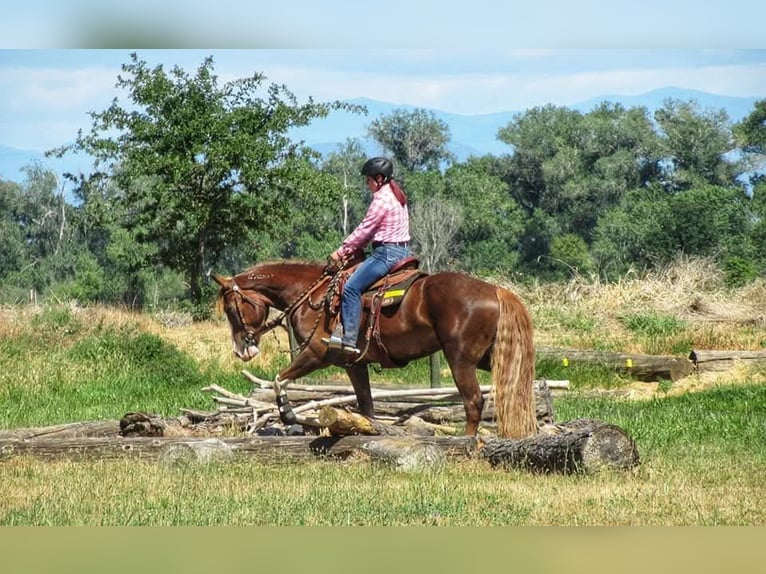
[1,87,761,187]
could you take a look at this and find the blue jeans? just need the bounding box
[341,244,409,346]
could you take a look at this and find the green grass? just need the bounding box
[0,308,248,427]
[1,304,765,525]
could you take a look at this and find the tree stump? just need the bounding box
[480,418,639,474]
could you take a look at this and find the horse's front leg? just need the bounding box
[346,363,374,418]
[272,346,325,426]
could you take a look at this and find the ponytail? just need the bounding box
[388,180,407,206]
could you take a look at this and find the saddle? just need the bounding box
[326,256,426,361]
[330,256,424,312]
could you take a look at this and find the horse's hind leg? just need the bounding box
[346,364,375,418]
[447,361,484,436]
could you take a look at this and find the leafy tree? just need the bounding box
[549,233,595,278]
[321,138,369,236]
[734,99,766,194]
[0,179,28,280]
[367,108,454,173]
[592,184,752,278]
[654,99,738,190]
[0,164,74,298]
[405,161,523,275]
[496,102,661,272]
[51,53,361,305]
[735,99,766,155]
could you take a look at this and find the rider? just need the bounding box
[323,157,411,356]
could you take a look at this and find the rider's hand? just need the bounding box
[325,253,342,274]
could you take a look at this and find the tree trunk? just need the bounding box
[688,349,766,372]
[480,418,639,474]
[0,435,478,464]
[537,347,694,381]
[0,420,120,440]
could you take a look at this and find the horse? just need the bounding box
[211,258,537,438]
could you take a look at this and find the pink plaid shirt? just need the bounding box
[334,182,410,259]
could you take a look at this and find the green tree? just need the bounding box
[0,164,74,299]
[735,99,766,155]
[0,179,28,281]
[496,102,661,274]
[592,184,752,279]
[52,53,361,305]
[734,99,766,192]
[367,108,454,173]
[405,161,523,275]
[654,98,738,190]
[321,138,369,236]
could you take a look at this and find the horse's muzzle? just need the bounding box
[233,343,260,362]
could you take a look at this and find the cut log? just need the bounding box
[689,349,766,372]
[480,418,639,474]
[537,347,693,381]
[317,406,377,435]
[0,435,478,463]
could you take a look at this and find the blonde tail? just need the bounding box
[491,287,537,438]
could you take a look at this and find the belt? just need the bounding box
[372,241,409,249]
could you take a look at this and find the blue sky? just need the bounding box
[1,49,765,153]
[3,1,766,49]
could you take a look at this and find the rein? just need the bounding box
[227,267,338,354]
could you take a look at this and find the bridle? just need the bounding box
[222,268,339,353]
[224,282,272,348]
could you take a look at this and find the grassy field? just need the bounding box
[1,257,765,525]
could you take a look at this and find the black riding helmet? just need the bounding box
[361,157,393,180]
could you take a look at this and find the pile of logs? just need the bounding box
[0,370,640,474]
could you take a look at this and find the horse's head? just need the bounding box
[211,272,271,362]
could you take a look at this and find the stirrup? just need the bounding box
[321,334,344,350]
[340,344,361,356]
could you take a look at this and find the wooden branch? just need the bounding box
[480,418,639,474]
[241,370,274,388]
[242,370,569,394]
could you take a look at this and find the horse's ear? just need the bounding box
[209,271,231,288]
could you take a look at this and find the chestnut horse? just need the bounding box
[211,260,536,438]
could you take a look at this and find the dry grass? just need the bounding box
[507,256,766,354]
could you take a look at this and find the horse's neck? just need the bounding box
[243,263,322,309]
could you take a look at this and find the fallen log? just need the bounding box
[537,347,693,382]
[480,418,639,474]
[688,349,766,372]
[0,435,478,463]
[0,422,638,474]
[0,420,120,440]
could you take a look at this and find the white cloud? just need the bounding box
[254,61,766,115]
[0,67,117,112]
